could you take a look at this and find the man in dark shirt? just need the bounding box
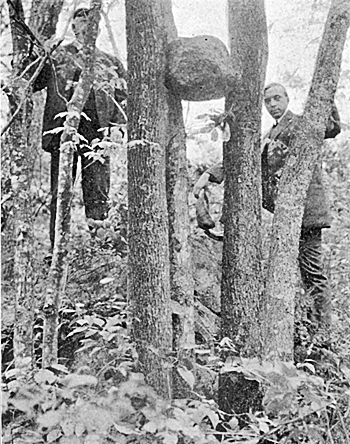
[193,83,341,326]
[34,8,127,247]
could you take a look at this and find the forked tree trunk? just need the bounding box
[126,0,172,398]
[263,0,350,362]
[5,0,65,373]
[219,0,268,415]
[42,0,102,367]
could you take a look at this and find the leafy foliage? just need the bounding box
[2,370,221,444]
[3,341,350,444]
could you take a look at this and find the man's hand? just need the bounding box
[193,172,210,198]
[110,125,127,143]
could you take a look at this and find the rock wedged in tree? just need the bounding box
[165,35,237,101]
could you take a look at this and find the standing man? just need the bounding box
[34,8,127,247]
[193,83,341,326]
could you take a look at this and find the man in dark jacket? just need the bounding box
[34,8,127,247]
[193,83,341,325]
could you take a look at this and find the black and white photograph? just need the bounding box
[1,0,350,442]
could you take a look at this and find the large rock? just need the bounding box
[190,231,222,342]
[165,35,237,101]
[190,231,222,314]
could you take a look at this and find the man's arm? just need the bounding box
[193,172,210,198]
[193,162,223,198]
[96,51,127,128]
[32,59,52,92]
[325,102,341,139]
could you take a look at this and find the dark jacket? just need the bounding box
[207,107,341,229]
[34,43,127,153]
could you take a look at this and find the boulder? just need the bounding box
[190,231,222,314]
[165,35,237,101]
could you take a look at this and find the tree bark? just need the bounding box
[4,0,65,373]
[42,0,102,367]
[126,0,172,398]
[29,0,64,41]
[167,92,196,398]
[162,0,195,399]
[6,0,36,373]
[219,0,268,414]
[263,0,350,362]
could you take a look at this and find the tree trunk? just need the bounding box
[167,92,195,398]
[162,0,195,399]
[219,0,268,415]
[4,0,65,373]
[29,0,64,41]
[263,0,350,362]
[126,0,172,398]
[6,0,36,373]
[42,0,102,367]
[7,89,35,373]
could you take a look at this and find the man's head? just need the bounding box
[72,8,92,43]
[264,83,289,120]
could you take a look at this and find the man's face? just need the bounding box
[264,85,289,120]
[72,14,90,43]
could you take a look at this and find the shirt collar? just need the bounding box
[275,108,289,125]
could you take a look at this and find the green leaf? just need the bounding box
[4,368,19,379]
[228,417,239,430]
[166,418,182,432]
[43,127,64,136]
[34,369,57,385]
[211,128,219,142]
[171,300,187,315]
[258,419,269,434]
[54,111,68,119]
[84,433,102,444]
[7,380,20,392]
[142,421,158,433]
[2,391,10,411]
[127,139,147,149]
[66,326,89,338]
[92,317,105,327]
[81,111,91,121]
[37,410,63,429]
[297,362,315,374]
[75,421,86,437]
[113,423,138,435]
[47,428,62,443]
[60,436,82,444]
[206,409,220,428]
[177,366,195,390]
[100,277,115,285]
[77,133,88,143]
[195,349,211,355]
[341,365,350,381]
[160,432,178,444]
[49,363,69,374]
[61,417,75,436]
[61,374,98,388]
[11,397,37,414]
